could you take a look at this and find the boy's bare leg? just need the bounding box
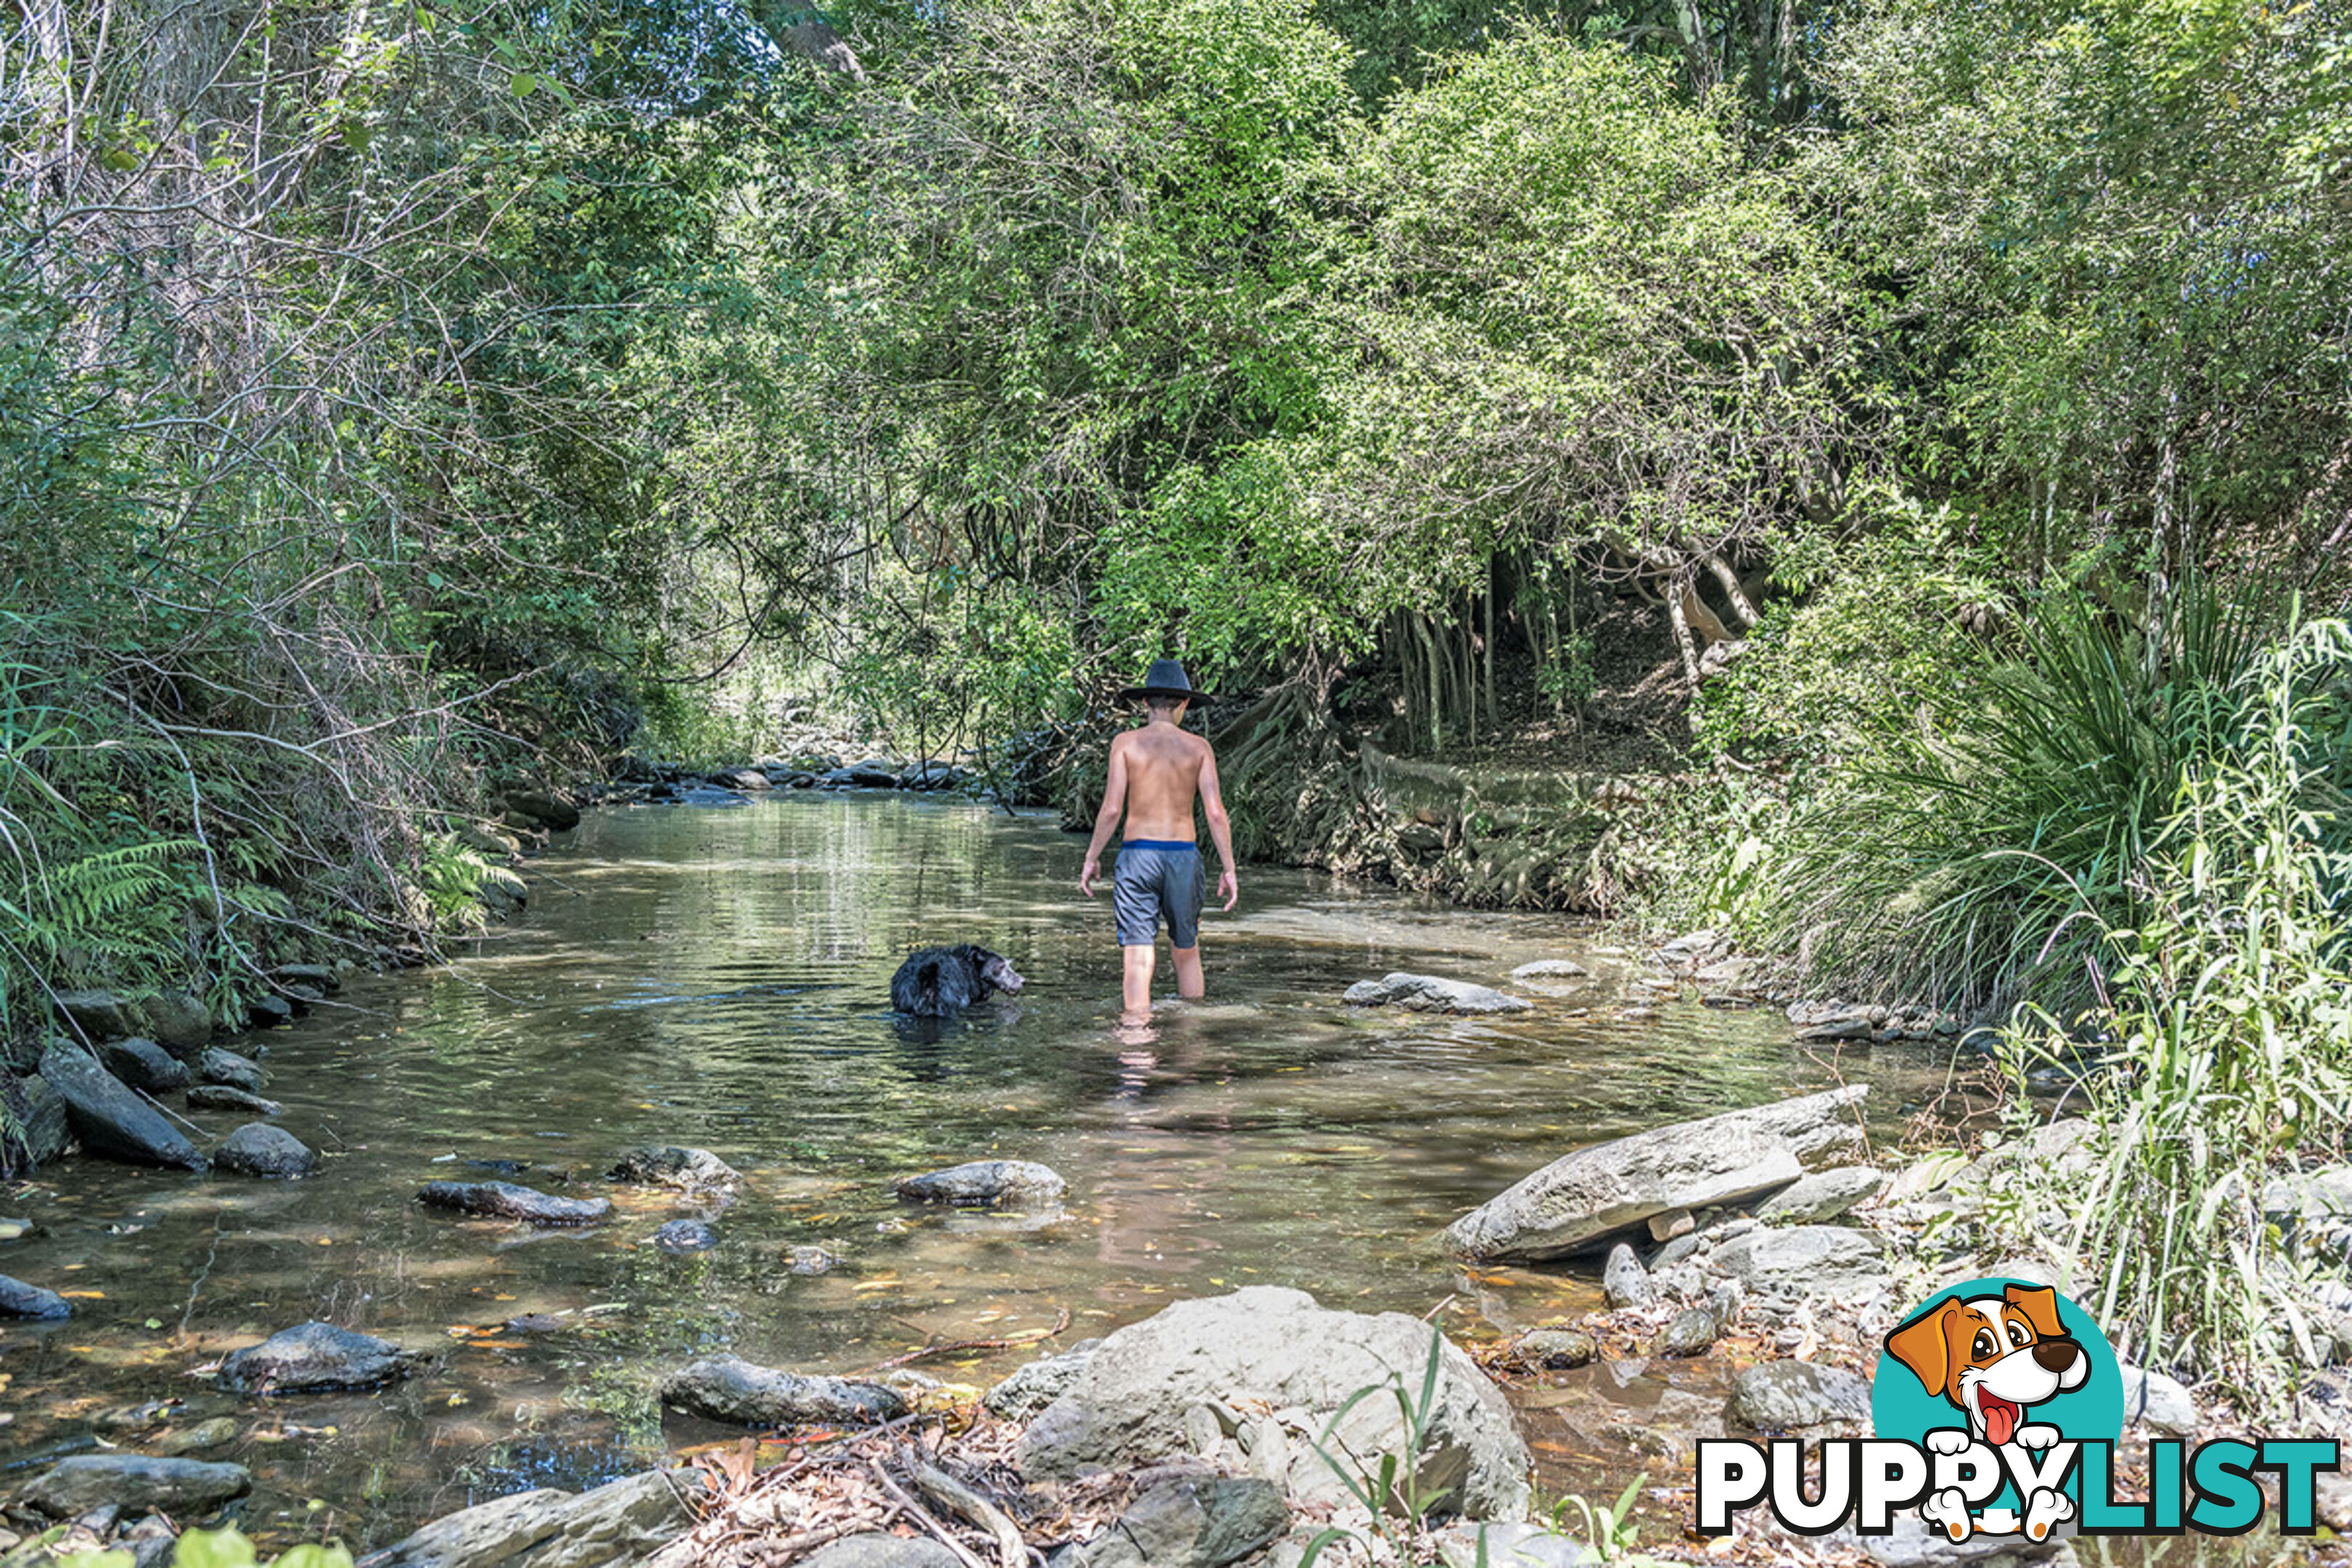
[1122,945,1156,1016]
[1172,945,1204,1000]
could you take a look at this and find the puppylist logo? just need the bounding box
[1695,1278,2340,1541]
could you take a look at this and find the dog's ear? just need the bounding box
[2004,1283,2065,1339]
[1885,1299,1961,1396]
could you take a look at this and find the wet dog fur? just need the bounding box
[890,944,1025,1016]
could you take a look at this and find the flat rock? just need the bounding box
[219,1321,425,1394]
[1725,1360,1872,1432]
[662,1357,907,1426]
[1710,1225,1891,1298]
[1447,1086,1869,1261]
[53,989,134,1040]
[1020,1286,1530,1521]
[982,1342,1101,1421]
[894,1159,1065,1207]
[95,1037,190,1093]
[0,1273,70,1318]
[1084,1477,1289,1568]
[37,1042,206,1171]
[1509,960,1590,981]
[358,1467,705,1568]
[216,1124,316,1180]
[799,1536,965,1568]
[1343,973,1532,1015]
[417,1180,611,1225]
[188,1085,281,1116]
[607,1145,742,1191]
[197,1047,266,1092]
[19,1455,251,1518]
[1755,1166,1887,1225]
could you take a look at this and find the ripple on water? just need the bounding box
[0,793,1948,1550]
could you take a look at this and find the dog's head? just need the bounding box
[1885,1284,2088,1445]
[968,945,1024,996]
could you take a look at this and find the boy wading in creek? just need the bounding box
[1079,659,1239,1020]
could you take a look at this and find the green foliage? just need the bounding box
[1985,618,2352,1411]
[415,834,526,936]
[1763,575,2310,1014]
[1550,1473,1647,1562]
[60,1524,353,1568]
[1297,1324,1461,1565]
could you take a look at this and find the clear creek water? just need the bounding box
[0,793,1938,1551]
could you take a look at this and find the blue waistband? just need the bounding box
[1120,838,1198,852]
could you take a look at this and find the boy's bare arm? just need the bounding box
[1079,738,1130,897]
[1199,741,1238,911]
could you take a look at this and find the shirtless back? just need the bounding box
[1079,679,1238,1017]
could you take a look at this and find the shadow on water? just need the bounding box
[2,793,1975,1551]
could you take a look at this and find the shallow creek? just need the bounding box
[0,793,1942,1551]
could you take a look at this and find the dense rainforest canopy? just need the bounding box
[3,0,2348,1005]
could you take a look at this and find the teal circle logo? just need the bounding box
[1871,1278,2125,1541]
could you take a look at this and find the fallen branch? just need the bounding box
[864,1306,1071,1373]
[908,1456,1027,1568]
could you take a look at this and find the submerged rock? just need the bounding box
[1445,1085,1869,1261]
[1020,1286,1530,1521]
[607,1145,743,1191]
[94,1037,191,1094]
[197,1047,266,1092]
[783,1244,841,1275]
[219,1321,424,1394]
[652,1219,718,1254]
[187,1085,281,1116]
[359,1467,705,1568]
[1506,1328,1596,1371]
[38,1042,206,1171]
[215,1124,316,1180]
[661,1357,906,1426]
[1343,973,1533,1015]
[154,1416,241,1455]
[1510,959,1590,981]
[19,1455,251,1518]
[894,1159,1065,1207]
[417,1180,611,1225]
[0,1273,70,1318]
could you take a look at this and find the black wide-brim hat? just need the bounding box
[1117,658,1216,705]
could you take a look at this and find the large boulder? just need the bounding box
[661,1356,907,1426]
[1445,1086,1868,1261]
[0,1273,70,1319]
[358,1468,706,1568]
[52,989,134,1040]
[894,1160,1065,1208]
[219,1321,425,1394]
[216,1124,317,1180]
[37,1042,206,1171]
[1019,1286,1530,1522]
[504,788,582,831]
[18,1455,251,1518]
[95,1037,191,1093]
[983,1342,1101,1421]
[1343,973,1532,1016]
[417,1180,611,1225]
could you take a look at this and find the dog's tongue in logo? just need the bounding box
[1979,1393,2020,1447]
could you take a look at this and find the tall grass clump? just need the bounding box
[1768,576,2291,1016]
[1993,617,2351,1412]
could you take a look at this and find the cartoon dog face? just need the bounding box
[1885,1283,2088,1446]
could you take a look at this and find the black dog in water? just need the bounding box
[890,944,1025,1016]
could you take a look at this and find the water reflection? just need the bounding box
[0,793,1944,1550]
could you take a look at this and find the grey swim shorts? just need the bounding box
[1113,841,1206,949]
